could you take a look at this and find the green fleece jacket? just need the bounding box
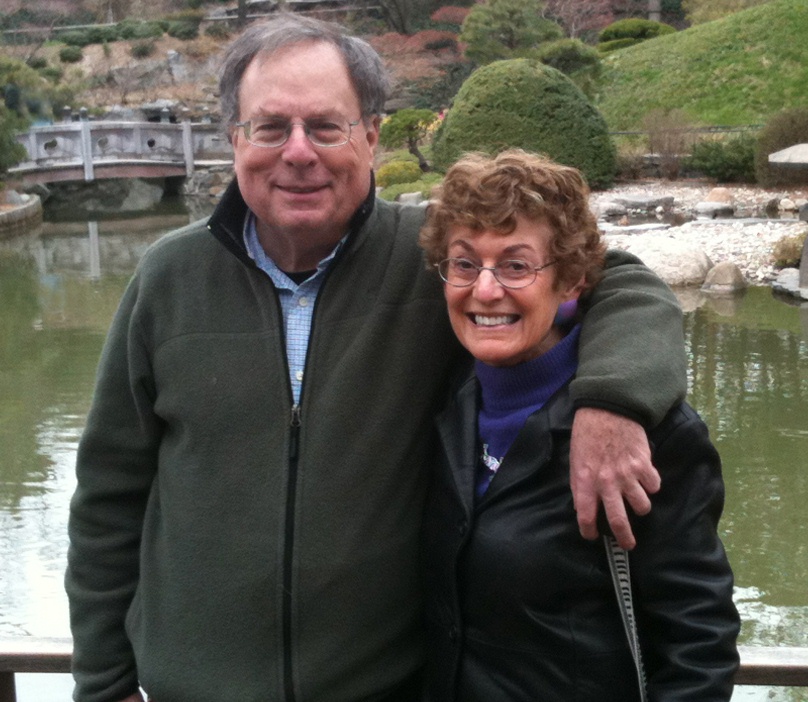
[65,181,686,702]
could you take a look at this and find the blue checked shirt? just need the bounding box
[243,212,346,404]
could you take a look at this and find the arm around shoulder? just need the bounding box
[572,249,686,428]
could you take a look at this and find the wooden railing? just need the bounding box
[1,639,807,702]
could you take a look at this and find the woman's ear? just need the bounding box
[561,275,586,302]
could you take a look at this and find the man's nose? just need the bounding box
[282,124,318,163]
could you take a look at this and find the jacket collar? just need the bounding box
[436,373,576,515]
[206,173,377,268]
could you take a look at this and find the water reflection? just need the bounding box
[0,217,806,700]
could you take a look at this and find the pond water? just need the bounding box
[0,206,806,701]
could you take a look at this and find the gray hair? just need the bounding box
[218,14,392,128]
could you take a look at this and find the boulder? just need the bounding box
[772,268,808,301]
[623,235,713,286]
[701,261,746,293]
[780,197,798,212]
[705,187,734,204]
[592,199,627,218]
[800,203,808,223]
[694,201,735,218]
[609,195,674,212]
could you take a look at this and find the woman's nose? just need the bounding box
[473,268,505,301]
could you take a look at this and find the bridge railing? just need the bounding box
[11,120,233,183]
[0,638,807,702]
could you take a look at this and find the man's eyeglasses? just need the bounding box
[235,116,361,148]
[436,257,556,289]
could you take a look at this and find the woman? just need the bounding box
[419,150,740,702]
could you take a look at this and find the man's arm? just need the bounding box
[65,274,158,702]
[570,249,687,549]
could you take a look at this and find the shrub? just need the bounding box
[86,25,119,44]
[431,59,616,189]
[642,108,695,179]
[167,21,199,40]
[771,230,807,269]
[131,40,157,58]
[614,140,646,181]
[755,107,808,187]
[535,39,600,76]
[534,38,601,97]
[25,56,48,70]
[59,46,84,64]
[685,133,756,183]
[59,30,92,47]
[39,66,64,83]
[204,22,232,39]
[430,6,470,27]
[379,173,443,201]
[407,62,474,112]
[377,160,424,188]
[598,18,676,43]
[118,20,164,40]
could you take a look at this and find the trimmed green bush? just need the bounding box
[86,25,119,44]
[25,56,48,70]
[131,40,157,58]
[535,39,600,76]
[599,18,676,43]
[59,30,92,47]
[118,20,164,40]
[431,59,616,189]
[377,160,423,188]
[685,133,757,183]
[755,107,808,187]
[167,21,199,40]
[59,46,84,64]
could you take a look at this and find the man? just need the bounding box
[66,15,686,702]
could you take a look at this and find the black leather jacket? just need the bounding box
[422,378,740,702]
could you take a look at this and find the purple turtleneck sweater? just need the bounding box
[475,324,581,498]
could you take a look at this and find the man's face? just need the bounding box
[232,41,379,249]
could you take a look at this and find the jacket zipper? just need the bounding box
[283,403,302,701]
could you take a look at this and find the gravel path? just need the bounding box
[592,181,808,284]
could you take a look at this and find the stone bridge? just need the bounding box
[10,117,234,186]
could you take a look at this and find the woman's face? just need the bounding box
[443,216,582,367]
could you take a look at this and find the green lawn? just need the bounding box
[595,0,808,130]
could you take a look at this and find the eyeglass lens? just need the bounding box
[439,259,540,288]
[244,118,354,147]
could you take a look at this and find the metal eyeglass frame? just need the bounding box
[436,257,556,289]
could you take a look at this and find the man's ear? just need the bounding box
[365,115,381,159]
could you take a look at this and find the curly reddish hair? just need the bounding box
[419,150,605,291]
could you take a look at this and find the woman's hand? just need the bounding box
[570,407,661,550]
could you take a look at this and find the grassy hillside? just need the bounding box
[595,0,808,130]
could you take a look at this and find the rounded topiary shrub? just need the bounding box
[431,59,616,189]
[376,160,423,188]
[755,108,808,187]
[59,45,84,64]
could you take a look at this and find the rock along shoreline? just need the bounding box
[591,181,808,294]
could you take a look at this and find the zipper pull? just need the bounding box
[289,404,302,461]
